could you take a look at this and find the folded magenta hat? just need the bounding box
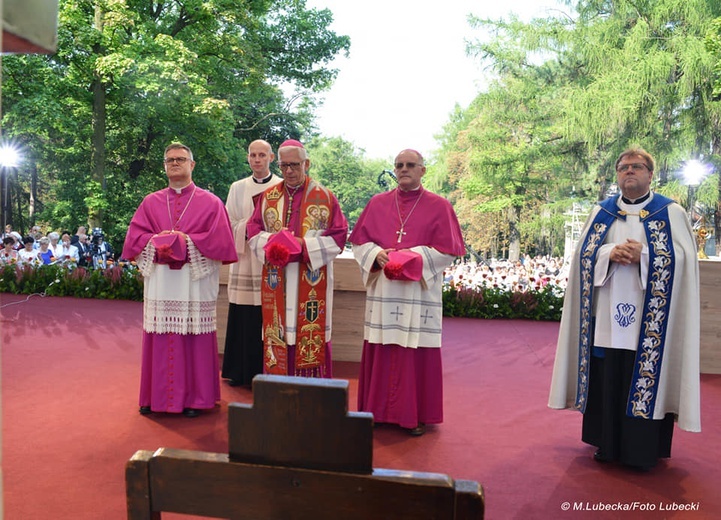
[263,229,302,267]
[384,250,422,281]
[152,233,187,269]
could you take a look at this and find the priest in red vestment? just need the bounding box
[122,143,237,417]
[247,139,348,378]
[349,149,465,435]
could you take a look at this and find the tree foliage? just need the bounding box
[305,136,389,229]
[434,0,721,259]
[6,1,721,260]
[1,0,349,250]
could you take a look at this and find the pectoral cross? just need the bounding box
[396,226,406,243]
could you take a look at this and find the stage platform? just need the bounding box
[216,256,721,374]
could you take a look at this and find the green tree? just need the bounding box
[1,0,349,249]
[436,50,584,259]
[305,136,386,228]
[440,0,721,258]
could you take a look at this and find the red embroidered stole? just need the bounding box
[260,178,333,374]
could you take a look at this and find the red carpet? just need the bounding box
[2,294,720,519]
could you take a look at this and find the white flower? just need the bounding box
[636,377,651,390]
[648,296,662,309]
[634,400,648,414]
[493,304,499,308]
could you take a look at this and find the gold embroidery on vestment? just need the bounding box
[618,209,649,218]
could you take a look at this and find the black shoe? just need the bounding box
[182,408,200,418]
[226,379,244,387]
[407,424,426,436]
[593,450,611,463]
[139,406,152,415]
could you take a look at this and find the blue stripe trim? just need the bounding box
[626,204,674,418]
[574,194,676,419]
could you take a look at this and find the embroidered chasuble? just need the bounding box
[549,193,701,432]
[247,177,348,377]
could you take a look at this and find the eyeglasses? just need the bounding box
[616,162,648,173]
[395,162,421,169]
[164,157,190,165]
[278,162,303,171]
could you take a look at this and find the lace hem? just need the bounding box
[143,299,217,334]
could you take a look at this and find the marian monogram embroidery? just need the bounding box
[614,302,636,327]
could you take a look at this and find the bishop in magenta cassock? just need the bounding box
[349,149,465,436]
[122,143,237,417]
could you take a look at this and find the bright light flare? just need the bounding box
[0,144,21,168]
[682,159,710,187]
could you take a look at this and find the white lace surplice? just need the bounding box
[138,237,221,335]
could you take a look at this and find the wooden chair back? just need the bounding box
[126,374,484,519]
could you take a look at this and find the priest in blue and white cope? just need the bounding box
[549,147,700,471]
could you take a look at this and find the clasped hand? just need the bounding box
[375,248,409,268]
[375,249,392,268]
[610,238,642,265]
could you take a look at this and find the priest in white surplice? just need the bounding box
[549,147,700,471]
[221,140,282,387]
[350,149,464,436]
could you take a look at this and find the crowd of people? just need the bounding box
[444,254,570,293]
[0,224,115,269]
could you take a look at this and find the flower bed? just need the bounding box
[442,282,564,321]
[0,262,143,301]
[2,263,565,319]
